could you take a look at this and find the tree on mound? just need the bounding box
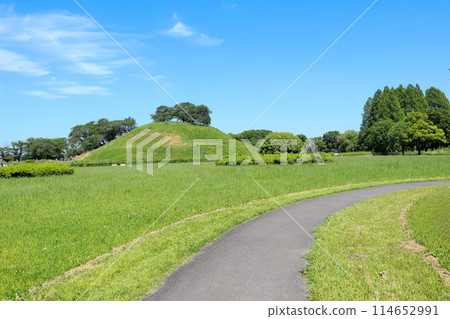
[150,105,173,122]
[151,102,212,125]
[69,117,137,154]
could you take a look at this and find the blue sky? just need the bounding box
[0,0,449,145]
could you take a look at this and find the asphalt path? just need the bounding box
[143,181,449,301]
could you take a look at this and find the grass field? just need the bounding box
[1,155,449,300]
[304,184,450,301]
[407,187,450,271]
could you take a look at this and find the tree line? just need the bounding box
[0,117,137,162]
[230,85,449,155]
[358,85,448,154]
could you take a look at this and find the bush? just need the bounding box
[259,132,303,154]
[0,163,74,178]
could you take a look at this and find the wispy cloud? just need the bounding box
[0,48,50,76]
[24,90,66,99]
[162,14,223,46]
[0,10,127,76]
[24,83,109,99]
[54,85,109,95]
[74,62,112,75]
[221,1,238,9]
[196,33,223,46]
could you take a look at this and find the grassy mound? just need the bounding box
[77,122,251,163]
[0,163,74,178]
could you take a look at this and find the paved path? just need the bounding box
[143,181,449,301]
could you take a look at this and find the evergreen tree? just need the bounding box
[372,86,403,122]
[358,97,373,150]
[425,87,450,144]
[401,84,427,115]
[366,120,393,154]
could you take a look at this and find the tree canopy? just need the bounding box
[259,132,303,154]
[404,112,446,155]
[151,102,212,125]
[69,117,137,154]
[322,131,340,152]
[231,129,272,144]
[337,130,358,153]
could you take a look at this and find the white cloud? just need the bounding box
[163,21,194,37]
[55,85,109,95]
[162,15,223,46]
[24,90,66,99]
[0,48,50,76]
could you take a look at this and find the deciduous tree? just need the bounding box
[404,112,447,155]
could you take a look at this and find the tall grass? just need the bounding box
[0,156,449,299]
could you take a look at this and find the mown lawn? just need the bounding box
[407,186,450,270]
[304,184,450,301]
[1,155,449,300]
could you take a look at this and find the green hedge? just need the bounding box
[73,157,212,167]
[0,163,74,178]
[72,161,125,167]
[338,151,373,157]
[217,153,333,165]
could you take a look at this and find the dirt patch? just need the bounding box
[139,131,184,148]
[423,253,450,286]
[398,241,426,253]
[165,134,184,148]
[398,199,450,286]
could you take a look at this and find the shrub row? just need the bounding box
[338,151,373,157]
[0,163,74,178]
[216,153,333,165]
[72,161,125,167]
[73,157,216,167]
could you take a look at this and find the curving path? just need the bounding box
[143,181,449,301]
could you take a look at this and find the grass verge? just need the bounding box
[304,185,450,301]
[407,187,450,271]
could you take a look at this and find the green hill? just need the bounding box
[76,122,251,163]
